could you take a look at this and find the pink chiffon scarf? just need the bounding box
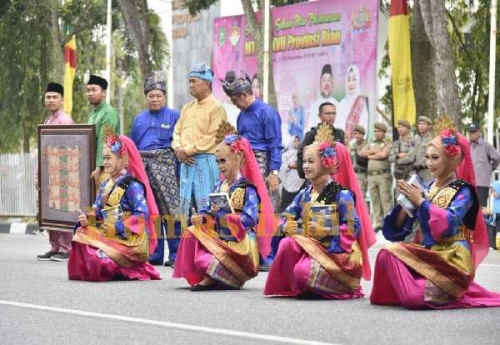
[237,137,276,258]
[455,133,489,267]
[119,135,159,254]
[333,142,376,280]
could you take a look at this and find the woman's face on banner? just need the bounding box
[347,70,357,95]
[252,77,261,98]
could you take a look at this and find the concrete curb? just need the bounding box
[0,222,38,234]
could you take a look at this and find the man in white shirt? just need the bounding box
[306,64,339,131]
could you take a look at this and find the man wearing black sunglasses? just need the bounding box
[297,102,346,179]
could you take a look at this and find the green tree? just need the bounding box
[0,0,168,152]
[379,0,499,131]
[0,0,108,152]
[411,0,437,122]
[117,0,169,80]
[448,0,500,128]
[0,0,56,152]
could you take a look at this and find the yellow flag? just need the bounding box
[64,35,77,116]
[389,0,416,126]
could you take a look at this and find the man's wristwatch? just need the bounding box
[271,170,279,176]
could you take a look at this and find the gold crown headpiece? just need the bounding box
[432,115,456,136]
[215,121,238,144]
[314,123,336,146]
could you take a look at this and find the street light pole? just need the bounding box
[262,0,270,103]
[166,0,174,109]
[106,0,112,103]
[487,0,497,144]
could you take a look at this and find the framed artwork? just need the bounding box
[38,124,96,231]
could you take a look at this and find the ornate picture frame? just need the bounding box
[38,124,96,231]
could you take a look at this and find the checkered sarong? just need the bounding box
[140,149,180,215]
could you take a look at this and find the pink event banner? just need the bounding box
[213,0,379,142]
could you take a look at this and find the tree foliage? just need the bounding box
[0,0,167,153]
[117,0,168,80]
[449,0,500,128]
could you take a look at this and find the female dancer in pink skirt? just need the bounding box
[264,125,375,299]
[371,119,500,309]
[173,127,274,291]
[68,132,160,281]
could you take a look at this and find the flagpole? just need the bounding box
[105,0,112,103]
[166,0,174,109]
[487,0,497,144]
[262,0,270,103]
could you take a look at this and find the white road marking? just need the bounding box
[0,300,339,345]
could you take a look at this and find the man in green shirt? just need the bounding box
[86,75,120,192]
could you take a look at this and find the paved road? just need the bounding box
[1,233,500,345]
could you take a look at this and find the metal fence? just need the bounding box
[0,153,37,216]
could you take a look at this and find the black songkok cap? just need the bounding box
[321,64,332,76]
[87,74,108,90]
[45,82,64,96]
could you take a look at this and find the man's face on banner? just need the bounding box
[320,73,333,98]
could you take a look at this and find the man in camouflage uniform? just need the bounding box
[413,116,433,185]
[350,124,368,197]
[390,119,417,183]
[361,122,392,231]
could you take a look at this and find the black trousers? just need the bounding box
[280,188,300,213]
[488,214,500,249]
[476,186,490,207]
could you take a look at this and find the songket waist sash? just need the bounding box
[385,241,474,300]
[292,235,362,292]
[391,181,477,300]
[73,226,149,268]
[187,225,259,284]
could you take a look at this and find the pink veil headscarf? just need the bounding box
[428,131,489,267]
[455,133,489,267]
[235,136,276,258]
[120,135,159,254]
[333,142,376,280]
